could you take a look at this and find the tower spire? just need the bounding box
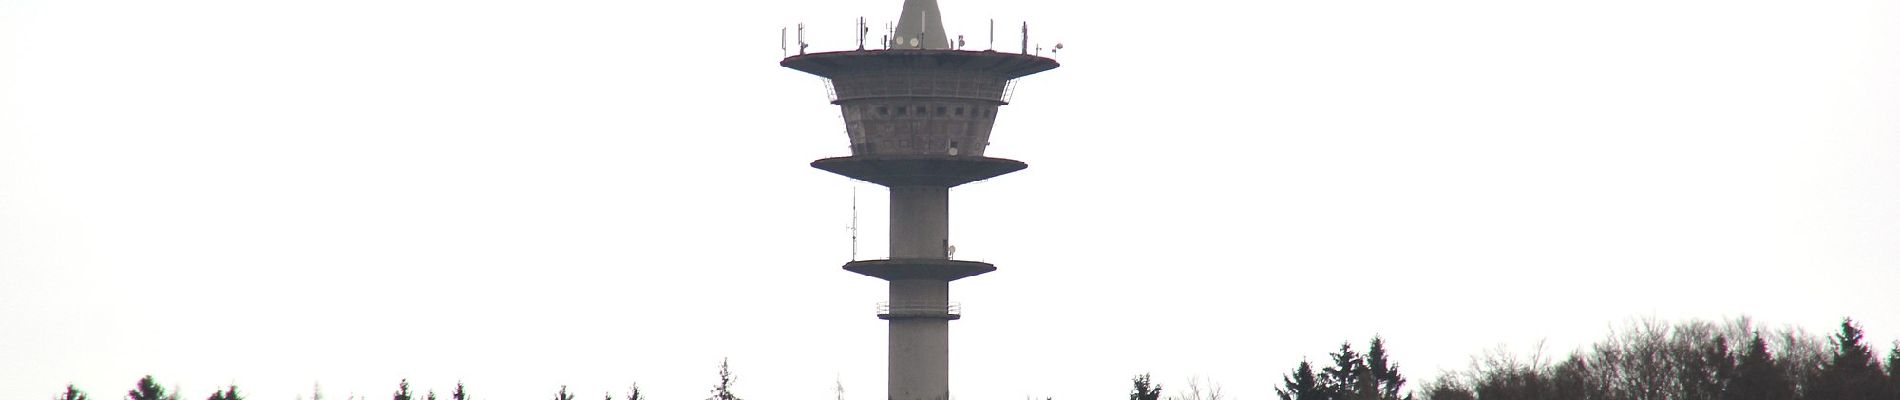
[891,0,950,49]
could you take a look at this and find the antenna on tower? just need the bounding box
[797,23,808,55]
[849,187,860,260]
[1021,22,1029,54]
[781,27,788,57]
[857,17,868,50]
[988,19,995,50]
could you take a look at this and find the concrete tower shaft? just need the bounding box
[781,4,1057,400]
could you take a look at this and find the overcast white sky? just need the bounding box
[4,0,1898,399]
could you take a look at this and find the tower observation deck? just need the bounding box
[780,1,1058,400]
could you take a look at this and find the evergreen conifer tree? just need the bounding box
[392,380,413,400]
[1721,334,1792,400]
[1276,361,1322,400]
[1365,338,1408,400]
[1806,319,1890,400]
[1679,336,1734,400]
[128,376,169,400]
[57,384,90,400]
[1888,346,1900,398]
[1321,342,1366,400]
[205,385,242,400]
[451,382,467,400]
[554,386,574,400]
[1130,374,1162,400]
[626,383,643,400]
[708,358,741,400]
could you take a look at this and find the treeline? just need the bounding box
[50,318,1900,400]
[1411,318,1900,400]
[50,359,739,400]
[1126,317,1898,400]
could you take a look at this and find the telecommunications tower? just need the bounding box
[780,0,1059,399]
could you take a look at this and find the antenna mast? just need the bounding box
[850,187,860,260]
[797,22,808,55]
[1021,22,1029,54]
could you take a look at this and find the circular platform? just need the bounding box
[843,258,997,281]
[781,49,1059,81]
[812,155,1026,188]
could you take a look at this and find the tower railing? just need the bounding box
[877,301,962,317]
[780,20,1059,58]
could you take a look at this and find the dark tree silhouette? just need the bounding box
[1724,334,1794,400]
[625,383,643,400]
[1366,338,1408,400]
[707,358,741,400]
[1276,361,1322,400]
[204,385,242,400]
[392,380,413,400]
[1417,380,1473,400]
[1411,317,1898,400]
[553,386,574,400]
[1321,342,1365,400]
[56,384,90,400]
[1278,338,1411,400]
[451,382,468,400]
[1130,373,1162,400]
[127,376,169,400]
[1888,346,1900,399]
[1806,318,1892,400]
[1677,334,1734,400]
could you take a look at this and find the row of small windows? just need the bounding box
[872,105,993,118]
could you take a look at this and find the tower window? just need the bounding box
[955,107,964,116]
[936,106,946,115]
[878,106,888,116]
[915,106,926,115]
[896,106,906,116]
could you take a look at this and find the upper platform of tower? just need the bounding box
[780,0,1059,82]
[781,0,1058,160]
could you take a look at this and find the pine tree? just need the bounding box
[1321,342,1366,400]
[1806,319,1890,400]
[1721,334,1792,400]
[451,382,467,400]
[1680,336,1734,400]
[205,385,242,400]
[1365,337,1408,400]
[708,358,741,400]
[128,376,169,400]
[1131,374,1162,400]
[392,380,413,400]
[625,383,643,400]
[1887,346,1900,399]
[1276,361,1322,400]
[57,384,90,400]
[554,386,575,400]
